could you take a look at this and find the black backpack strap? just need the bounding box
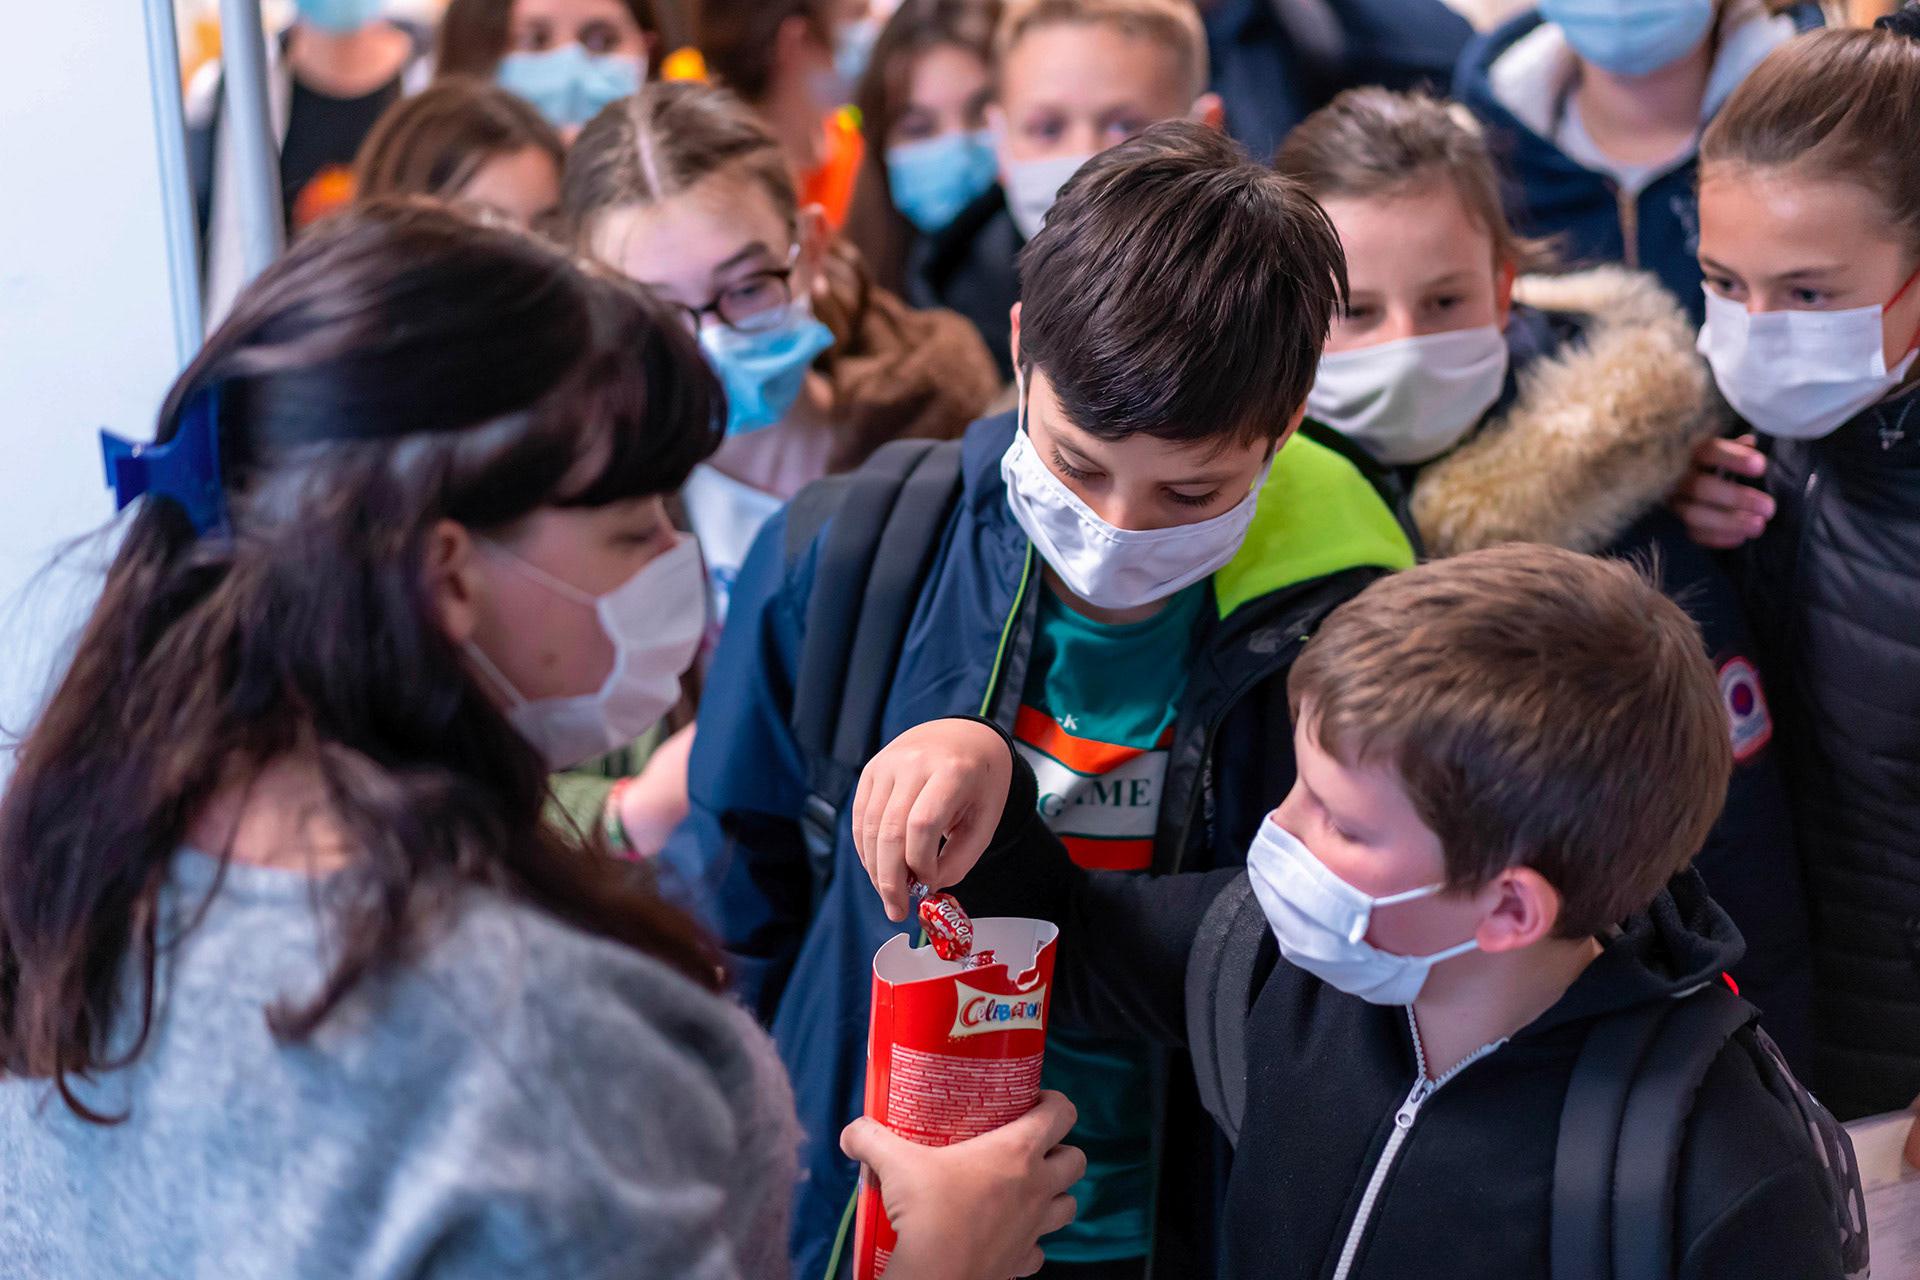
[786,439,966,894]
[1185,871,1269,1149]
[1553,984,1755,1280]
[1553,997,1674,1280]
[1610,984,1756,1280]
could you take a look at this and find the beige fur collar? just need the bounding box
[1411,267,1716,558]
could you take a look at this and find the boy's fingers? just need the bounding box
[862,774,909,921]
[1011,1091,1079,1152]
[903,774,968,890]
[1043,1142,1089,1194]
[874,776,924,922]
[1042,1191,1079,1235]
[1015,1247,1046,1278]
[851,766,876,860]
[839,1115,908,1173]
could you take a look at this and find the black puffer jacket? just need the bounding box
[1742,378,1920,1119]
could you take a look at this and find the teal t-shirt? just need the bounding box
[1014,582,1206,1262]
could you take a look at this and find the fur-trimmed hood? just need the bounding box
[1411,267,1716,557]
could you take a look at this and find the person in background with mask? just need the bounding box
[559,81,998,859]
[913,0,1222,379]
[435,0,658,136]
[1273,87,1812,1068]
[1454,0,1820,322]
[0,201,1084,1280]
[844,0,1001,299]
[694,0,873,228]
[186,0,431,322]
[1194,0,1473,162]
[1667,7,1920,1124]
[669,122,1413,1280]
[353,79,565,231]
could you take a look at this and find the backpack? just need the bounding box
[780,438,969,905]
[1184,872,1870,1280]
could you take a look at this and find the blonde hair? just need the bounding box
[995,0,1209,103]
[1701,11,1920,258]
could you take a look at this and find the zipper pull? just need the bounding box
[1394,1080,1433,1128]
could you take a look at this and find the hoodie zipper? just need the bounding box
[1328,1011,1507,1280]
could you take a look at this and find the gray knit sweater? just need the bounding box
[0,849,799,1279]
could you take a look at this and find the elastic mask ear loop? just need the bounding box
[1889,261,1920,358]
[463,637,529,711]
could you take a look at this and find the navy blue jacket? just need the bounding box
[664,412,1415,1277]
[1454,7,1819,324]
[1203,0,1473,162]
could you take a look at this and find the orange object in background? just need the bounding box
[661,46,708,81]
[803,106,866,230]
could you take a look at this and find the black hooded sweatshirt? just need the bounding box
[954,743,1843,1280]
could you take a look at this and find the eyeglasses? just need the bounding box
[674,245,802,335]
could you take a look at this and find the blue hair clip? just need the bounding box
[99,387,229,536]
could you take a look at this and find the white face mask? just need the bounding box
[1698,280,1920,442]
[1001,152,1093,242]
[1000,381,1267,611]
[1307,326,1511,466]
[1246,816,1480,1006]
[466,536,706,769]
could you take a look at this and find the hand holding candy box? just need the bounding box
[851,896,1064,1280]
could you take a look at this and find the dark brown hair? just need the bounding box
[1289,544,1732,939]
[1700,6,1920,258]
[0,201,726,1121]
[694,0,839,103]
[846,0,1001,289]
[354,78,563,208]
[1018,121,1347,448]
[436,0,663,78]
[565,80,876,355]
[1274,87,1552,273]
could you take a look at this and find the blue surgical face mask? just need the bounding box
[886,130,998,235]
[699,296,837,435]
[497,45,643,129]
[1539,0,1715,78]
[294,0,385,34]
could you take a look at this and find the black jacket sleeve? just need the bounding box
[951,718,1241,1048]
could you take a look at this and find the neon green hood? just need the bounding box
[1213,431,1416,619]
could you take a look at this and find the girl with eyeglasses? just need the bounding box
[561,79,1001,858]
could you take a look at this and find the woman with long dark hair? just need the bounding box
[0,202,1080,1278]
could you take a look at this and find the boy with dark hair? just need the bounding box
[858,543,1855,1279]
[666,121,1415,1277]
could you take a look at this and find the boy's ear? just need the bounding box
[1192,92,1225,132]
[1009,301,1022,369]
[1473,866,1562,955]
[425,519,482,647]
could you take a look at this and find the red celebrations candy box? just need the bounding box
[853,914,1060,1280]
